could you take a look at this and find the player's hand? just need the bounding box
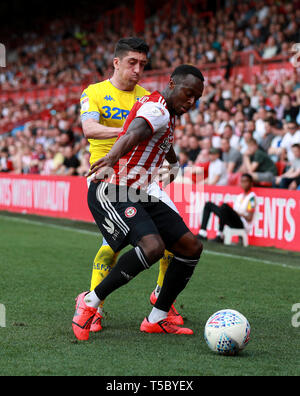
[158,161,180,188]
[87,156,115,181]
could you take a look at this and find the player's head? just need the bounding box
[292,143,300,159]
[240,173,253,192]
[247,138,258,155]
[164,65,204,116]
[113,37,149,90]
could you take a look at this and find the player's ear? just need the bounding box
[113,57,120,70]
[168,78,176,90]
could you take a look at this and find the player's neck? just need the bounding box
[109,75,135,92]
[161,88,175,115]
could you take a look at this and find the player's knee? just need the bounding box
[138,235,165,265]
[192,237,203,259]
[185,234,203,259]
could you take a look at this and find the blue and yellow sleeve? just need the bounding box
[80,86,100,122]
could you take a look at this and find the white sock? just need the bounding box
[199,229,207,237]
[148,307,168,323]
[84,290,101,308]
[98,306,104,316]
[154,285,161,298]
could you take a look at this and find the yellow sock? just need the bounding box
[90,244,119,292]
[157,250,174,288]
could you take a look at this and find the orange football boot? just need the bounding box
[150,290,184,325]
[72,292,97,341]
[140,317,193,335]
[90,311,103,333]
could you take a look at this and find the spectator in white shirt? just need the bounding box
[205,147,228,186]
[197,173,256,243]
[274,144,300,189]
[273,120,300,162]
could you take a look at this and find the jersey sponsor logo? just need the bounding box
[104,95,115,101]
[101,106,130,120]
[125,207,137,218]
[159,137,172,152]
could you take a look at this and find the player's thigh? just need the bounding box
[145,199,192,251]
[88,181,163,253]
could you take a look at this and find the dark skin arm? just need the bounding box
[158,145,179,186]
[165,145,178,165]
[87,117,152,179]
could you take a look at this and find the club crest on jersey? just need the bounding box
[125,207,137,218]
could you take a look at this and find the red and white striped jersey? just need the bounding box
[109,91,176,190]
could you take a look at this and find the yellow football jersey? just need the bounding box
[80,79,149,165]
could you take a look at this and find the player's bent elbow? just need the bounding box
[82,120,98,139]
[82,125,93,139]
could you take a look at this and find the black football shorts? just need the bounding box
[87,181,190,252]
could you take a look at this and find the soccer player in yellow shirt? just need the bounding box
[80,38,182,332]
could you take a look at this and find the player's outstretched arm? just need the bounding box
[82,119,121,140]
[87,117,152,178]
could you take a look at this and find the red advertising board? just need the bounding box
[172,184,300,252]
[0,174,93,222]
[1,174,300,252]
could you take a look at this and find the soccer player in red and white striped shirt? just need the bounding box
[72,65,205,340]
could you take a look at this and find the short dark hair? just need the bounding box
[114,37,149,58]
[224,123,233,130]
[241,173,254,183]
[248,138,258,146]
[171,64,204,83]
[287,119,297,125]
[292,143,300,149]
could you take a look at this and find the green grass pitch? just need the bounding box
[0,211,300,376]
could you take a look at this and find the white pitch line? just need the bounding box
[0,214,99,237]
[1,214,300,271]
[202,250,300,271]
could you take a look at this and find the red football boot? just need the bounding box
[72,292,97,341]
[150,290,184,325]
[140,317,193,335]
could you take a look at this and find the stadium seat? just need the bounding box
[227,172,241,186]
[223,226,249,247]
[276,161,286,176]
[255,181,272,187]
[255,162,286,187]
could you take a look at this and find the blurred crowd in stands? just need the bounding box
[1,0,300,90]
[0,0,300,189]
